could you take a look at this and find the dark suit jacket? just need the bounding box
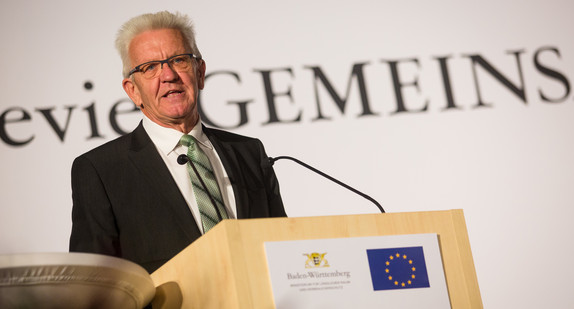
[69,122,286,273]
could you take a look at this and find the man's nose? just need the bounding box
[159,62,178,81]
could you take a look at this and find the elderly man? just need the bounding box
[69,11,286,273]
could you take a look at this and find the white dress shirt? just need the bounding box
[142,116,237,233]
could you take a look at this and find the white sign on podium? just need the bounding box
[264,233,451,309]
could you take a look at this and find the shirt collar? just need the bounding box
[142,115,213,156]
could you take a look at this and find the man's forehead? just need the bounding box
[128,28,188,61]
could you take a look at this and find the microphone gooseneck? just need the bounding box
[269,155,385,213]
[177,154,223,221]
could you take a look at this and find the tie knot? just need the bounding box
[180,134,196,147]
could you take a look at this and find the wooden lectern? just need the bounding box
[151,209,482,308]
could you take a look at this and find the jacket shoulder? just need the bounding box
[74,123,147,166]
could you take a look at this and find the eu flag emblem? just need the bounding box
[366,246,430,291]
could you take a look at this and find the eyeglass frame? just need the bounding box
[127,53,202,77]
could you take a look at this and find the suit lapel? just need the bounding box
[128,123,202,239]
[203,126,250,219]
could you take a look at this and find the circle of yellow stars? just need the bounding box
[385,252,417,287]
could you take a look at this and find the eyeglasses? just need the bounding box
[128,53,200,79]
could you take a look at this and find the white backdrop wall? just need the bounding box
[1,1,573,308]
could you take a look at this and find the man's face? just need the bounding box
[122,28,206,129]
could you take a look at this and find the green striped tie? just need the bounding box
[180,134,228,232]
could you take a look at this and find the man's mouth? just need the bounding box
[163,90,183,97]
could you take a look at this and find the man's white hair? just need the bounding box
[115,11,202,78]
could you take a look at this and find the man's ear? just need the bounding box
[197,59,206,90]
[122,78,143,108]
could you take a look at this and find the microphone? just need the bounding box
[177,154,223,221]
[177,154,189,165]
[269,156,385,213]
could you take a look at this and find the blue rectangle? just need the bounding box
[366,246,430,291]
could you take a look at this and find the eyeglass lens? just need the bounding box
[139,54,194,78]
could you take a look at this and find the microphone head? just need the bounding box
[177,154,190,165]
